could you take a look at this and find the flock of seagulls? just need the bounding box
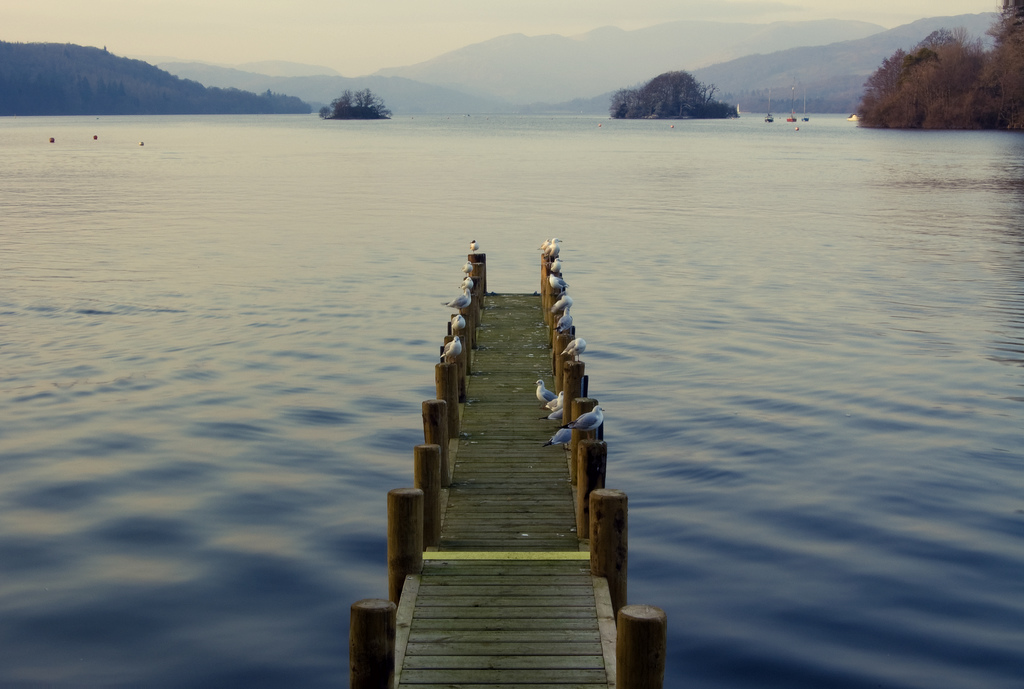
[536,237,604,447]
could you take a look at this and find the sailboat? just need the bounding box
[765,88,774,123]
[786,86,797,122]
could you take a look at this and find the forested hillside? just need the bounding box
[0,42,310,115]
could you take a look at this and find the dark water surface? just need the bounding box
[1,114,1022,687]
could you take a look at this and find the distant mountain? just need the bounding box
[692,13,999,114]
[373,19,885,104]
[0,42,310,115]
[158,62,509,113]
[234,60,341,77]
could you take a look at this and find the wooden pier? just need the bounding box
[351,249,666,689]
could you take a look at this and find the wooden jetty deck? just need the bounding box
[349,251,666,689]
[394,293,616,687]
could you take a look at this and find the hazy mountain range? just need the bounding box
[158,12,999,115]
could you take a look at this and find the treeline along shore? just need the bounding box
[0,41,310,116]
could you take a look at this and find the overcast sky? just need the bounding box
[4,1,1001,75]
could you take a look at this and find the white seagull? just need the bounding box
[561,338,586,359]
[535,379,556,404]
[443,287,472,310]
[545,391,564,412]
[542,427,572,447]
[451,314,466,332]
[550,258,562,273]
[561,406,604,432]
[555,310,573,334]
[548,274,568,293]
[550,293,573,314]
[462,261,474,274]
[442,336,462,363]
[470,239,480,252]
[462,275,474,291]
[541,407,563,421]
[543,238,561,259]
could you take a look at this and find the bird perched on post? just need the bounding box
[561,337,586,359]
[550,258,562,274]
[555,309,573,334]
[462,261,474,275]
[551,293,573,315]
[442,336,462,363]
[544,391,564,412]
[470,239,480,252]
[451,314,466,332]
[548,274,568,294]
[535,379,556,405]
[462,275,474,291]
[561,405,604,431]
[443,287,472,310]
[543,238,561,259]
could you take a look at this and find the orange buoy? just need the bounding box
[49,137,54,143]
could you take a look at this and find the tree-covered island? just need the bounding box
[610,70,736,119]
[319,89,392,119]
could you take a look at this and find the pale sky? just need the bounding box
[3,0,1001,76]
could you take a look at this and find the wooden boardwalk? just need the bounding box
[393,293,617,688]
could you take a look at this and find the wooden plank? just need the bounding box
[401,655,605,670]
[399,669,608,683]
[403,642,604,657]
[412,618,599,631]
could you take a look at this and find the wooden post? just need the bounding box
[349,598,396,689]
[616,605,667,689]
[469,252,486,294]
[387,488,423,603]
[414,444,442,548]
[561,360,585,412]
[552,331,572,386]
[459,305,475,358]
[569,397,597,484]
[445,334,467,403]
[421,400,449,486]
[590,488,627,617]
[435,362,460,448]
[576,439,607,539]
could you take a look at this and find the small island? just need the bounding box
[609,70,736,119]
[319,89,392,120]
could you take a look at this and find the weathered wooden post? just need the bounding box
[561,360,585,413]
[435,361,460,450]
[569,397,597,484]
[349,598,396,689]
[469,252,486,294]
[459,305,475,361]
[414,444,442,548]
[421,399,449,485]
[590,488,627,617]
[616,605,667,689]
[387,488,423,603]
[552,331,572,387]
[444,334,468,403]
[576,439,607,539]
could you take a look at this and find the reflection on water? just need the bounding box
[0,114,1022,688]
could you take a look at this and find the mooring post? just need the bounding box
[459,305,475,361]
[569,397,597,484]
[349,598,396,689]
[616,605,668,689]
[421,400,449,485]
[413,444,442,548]
[576,439,607,539]
[561,360,585,413]
[469,252,486,294]
[552,331,572,386]
[387,488,423,604]
[435,362,460,450]
[444,333,468,402]
[591,488,627,617]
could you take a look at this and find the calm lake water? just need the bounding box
[0,113,1022,688]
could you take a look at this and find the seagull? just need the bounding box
[561,406,604,432]
[442,336,462,363]
[540,407,563,421]
[462,275,474,291]
[470,239,480,252]
[545,391,564,412]
[539,238,552,252]
[542,427,572,447]
[451,314,466,332]
[561,338,586,359]
[550,258,562,274]
[544,238,561,259]
[555,310,573,334]
[535,379,556,404]
[550,294,573,314]
[443,287,472,310]
[462,261,474,274]
[548,274,568,293]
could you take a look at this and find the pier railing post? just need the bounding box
[617,605,667,689]
[590,488,627,617]
[569,397,597,484]
[552,332,572,387]
[435,362,460,450]
[561,360,585,416]
[421,400,450,486]
[576,439,607,539]
[349,598,396,689]
[413,444,442,548]
[387,488,423,604]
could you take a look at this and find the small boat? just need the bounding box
[786,86,797,122]
[801,89,809,121]
[847,114,860,121]
[765,88,774,123]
